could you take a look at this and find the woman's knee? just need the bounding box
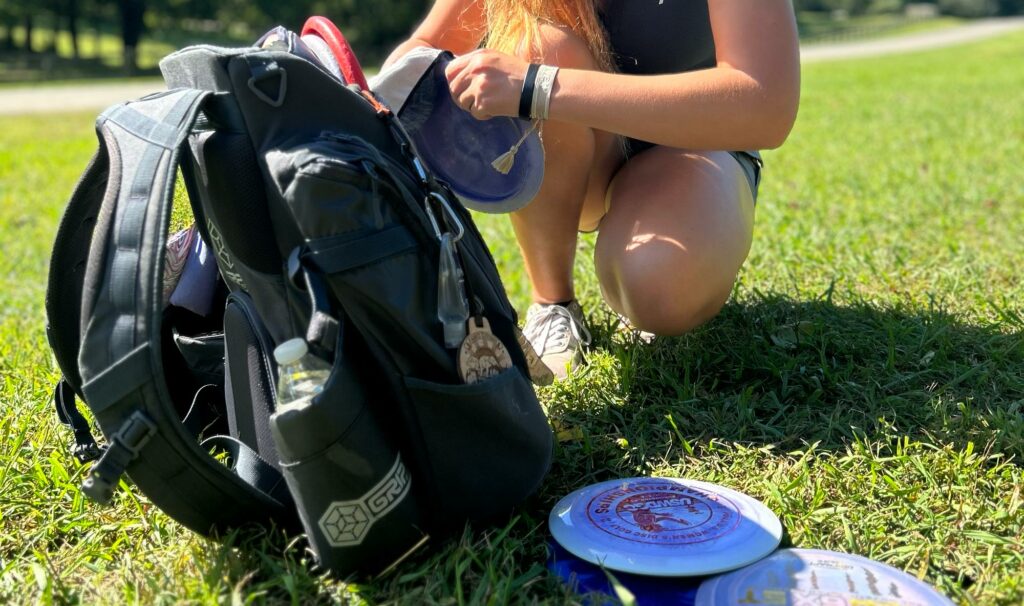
[596,241,735,336]
[618,271,732,336]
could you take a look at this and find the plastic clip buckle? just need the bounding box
[80,411,156,505]
[73,442,104,464]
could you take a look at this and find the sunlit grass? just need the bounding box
[0,32,1021,605]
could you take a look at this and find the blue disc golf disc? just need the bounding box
[548,540,701,605]
[371,47,544,214]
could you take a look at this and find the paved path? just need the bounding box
[801,16,1024,63]
[1,17,1023,115]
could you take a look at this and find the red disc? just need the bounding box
[301,16,369,90]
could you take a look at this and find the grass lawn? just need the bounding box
[1,31,1023,605]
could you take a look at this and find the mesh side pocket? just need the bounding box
[403,368,552,524]
[223,292,280,468]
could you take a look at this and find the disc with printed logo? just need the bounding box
[549,477,783,577]
[695,549,955,606]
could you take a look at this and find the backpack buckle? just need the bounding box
[80,411,156,505]
[73,442,104,464]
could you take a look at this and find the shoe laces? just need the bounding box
[523,304,592,356]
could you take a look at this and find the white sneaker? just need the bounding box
[522,301,592,381]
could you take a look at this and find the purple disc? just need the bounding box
[397,53,543,214]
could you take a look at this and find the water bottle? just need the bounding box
[268,337,427,576]
[273,338,332,410]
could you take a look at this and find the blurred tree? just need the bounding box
[67,0,80,57]
[310,0,429,59]
[118,0,144,72]
[996,0,1024,13]
[867,0,906,13]
[0,1,16,50]
[937,0,998,15]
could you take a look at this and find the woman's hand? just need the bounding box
[445,49,529,120]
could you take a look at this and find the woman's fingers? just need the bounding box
[444,49,525,120]
[444,50,476,82]
[444,49,481,99]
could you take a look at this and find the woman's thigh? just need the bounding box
[593,147,756,335]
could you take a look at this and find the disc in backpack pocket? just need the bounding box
[370,47,544,214]
[301,16,369,90]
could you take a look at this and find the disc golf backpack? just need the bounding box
[45,19,553,576]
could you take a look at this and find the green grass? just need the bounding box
[2,31,1023,605]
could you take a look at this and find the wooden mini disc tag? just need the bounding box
[457,317,513,384]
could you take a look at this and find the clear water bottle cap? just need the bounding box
[273,338,309,365]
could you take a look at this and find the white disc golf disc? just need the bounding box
[549,477,783,577]
[695,549,955,605]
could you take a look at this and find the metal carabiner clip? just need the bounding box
[429,192,465,243]
[424,197,443,239]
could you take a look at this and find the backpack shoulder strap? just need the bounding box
[69,89,291,534]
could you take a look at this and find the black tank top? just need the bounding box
[599,0,716,75]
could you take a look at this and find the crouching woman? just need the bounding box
[385,0,801,379]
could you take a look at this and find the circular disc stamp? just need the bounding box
[457,317,513,384]
[550,478,783,577]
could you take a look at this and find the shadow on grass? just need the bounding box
[193,516,565,604]
[569,292,1023,462]
[176,293,1024,602]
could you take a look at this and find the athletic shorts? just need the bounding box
[579,140,762,233]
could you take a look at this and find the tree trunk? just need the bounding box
[92,16,102,59]
[68,0,80,59]
[119,0,145,74]
[48,13,59,54]
[2,20,14,51]
[24,13,34,53]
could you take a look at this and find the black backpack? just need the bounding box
[45,35,552,576]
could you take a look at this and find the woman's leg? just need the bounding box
[510,24,623,379]
[509,24,621,304]
[594,148,756,336]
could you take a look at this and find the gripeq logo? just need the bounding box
[586,480,741,545]
[318,455,411,547]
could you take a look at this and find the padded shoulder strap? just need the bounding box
[46,146,110,396]
[78,89,209,388]
[73,89,292,534]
